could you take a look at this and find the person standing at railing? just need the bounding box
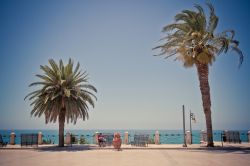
[97,133,106,147]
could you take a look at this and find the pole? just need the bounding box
[182,105,187,147]
[190,110,192,144]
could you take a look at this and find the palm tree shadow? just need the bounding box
[36,145,98,152]
[190,148,250,155]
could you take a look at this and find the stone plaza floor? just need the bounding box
[1,143,250,166]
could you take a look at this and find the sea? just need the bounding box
[0,130,249,145]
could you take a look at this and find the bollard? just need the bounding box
[200,130,207,144]
[65,132,71,145]
[124,132,129,144]
[10,132,16,145]
[248,131,250,143]
[38,132,43,145]
[94,132,99,144]
[186,131,191,144]
[154,131,160,144]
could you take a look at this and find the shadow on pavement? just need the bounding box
[188,148,250,155]
[36,145,97,152]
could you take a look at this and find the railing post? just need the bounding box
[124,131,129,144]
[65,132,71,145]
[38,132,43,145]
[186,131,192,144]
[10,132,16,145]
[155,131,160,144]
[94,132,99,144]
[248,131,250,143]
[200,130,207,143]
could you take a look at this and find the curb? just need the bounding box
[1,146,250,151]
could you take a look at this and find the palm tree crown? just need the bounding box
[154,3,243,67]
[25,59,97,124]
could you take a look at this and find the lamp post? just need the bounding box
[189,110,196,144]
[182,105,187,147]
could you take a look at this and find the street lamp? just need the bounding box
[189,110,196,144]
[182,105,187,147]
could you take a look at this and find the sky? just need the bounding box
[0,0,249,130]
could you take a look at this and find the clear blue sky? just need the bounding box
[0,0,249,130]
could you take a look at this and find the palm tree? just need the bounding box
[153,3,243,147]
[25,59,97,147]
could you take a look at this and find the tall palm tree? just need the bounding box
[153,3,243,147]
[25,59,97,147]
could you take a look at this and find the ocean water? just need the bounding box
[0,130,248,145]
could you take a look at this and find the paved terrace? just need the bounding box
[1,142,250,150]
[1,143,250,166]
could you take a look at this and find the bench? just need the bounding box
[0,134,8,147]
[131,134,149,147]
[221,130,241,147]
[21,134,38,147]
[102,133,114,146]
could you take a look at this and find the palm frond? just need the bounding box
[74,62,80,75]
[24,90,41,100]
[48,59,59,72]
[29,82,51,87]
[35,74,53,83]
[40,65,57,81]
[231,46,244,68]
[206,2,218,34]
[80,84,98,93]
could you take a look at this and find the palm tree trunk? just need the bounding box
[58,108,66,147]
[196,63,214,147]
